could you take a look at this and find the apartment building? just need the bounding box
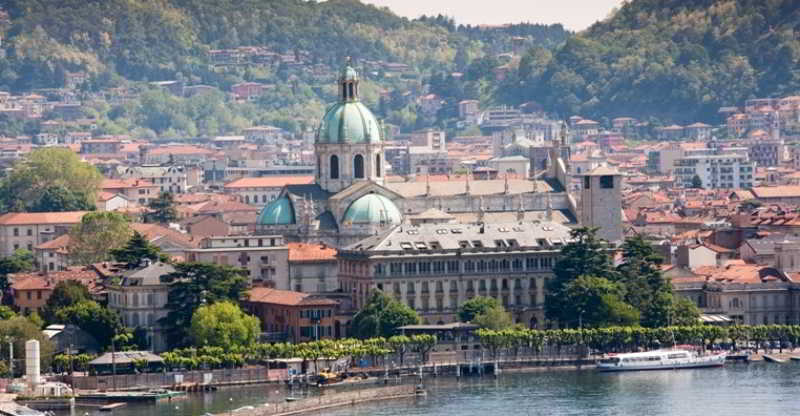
[673,147,755,189]
[185,235,289,287]
[0,211,87,257]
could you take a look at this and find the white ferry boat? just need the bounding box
[596,349,726,372]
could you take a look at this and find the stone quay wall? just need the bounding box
[235,384,416,416]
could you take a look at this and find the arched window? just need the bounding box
[348,83,354,99]
[375,154,382,177]
[330,155,339,179]
[317,157,321,178]
[354,154,364,178]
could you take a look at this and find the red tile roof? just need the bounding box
[248,287,338,307]
[0,211,87,225]
[288,242,337,262]
[224,176,314,189]
[10,267,104,293]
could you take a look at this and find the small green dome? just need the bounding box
[316,101,382,144]
[258,196,295,225]
[343,193,402,225]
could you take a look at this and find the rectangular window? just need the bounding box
[600,175,614,188]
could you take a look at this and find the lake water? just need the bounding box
[67,363,800,416]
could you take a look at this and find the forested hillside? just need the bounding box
[0,0,565,92]
[498,0,800,123]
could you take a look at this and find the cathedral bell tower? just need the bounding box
[315,59,385,193]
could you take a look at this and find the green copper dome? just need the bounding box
[317,101,381,144]
[258,196,295,225]
[343,193,402,225]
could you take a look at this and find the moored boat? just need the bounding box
[596,349,726,372]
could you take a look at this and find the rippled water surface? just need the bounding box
[67,364,800,416]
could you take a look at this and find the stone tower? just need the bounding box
[315,59,385,193]
[580,165,622,243]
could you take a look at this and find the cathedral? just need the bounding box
[257,63,622,247]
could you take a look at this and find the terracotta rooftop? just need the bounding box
[10,267,104,292]
[751,186,800,199]
[288,242,337,262]
[147,145,213,155]
[102,178,157,189]
[0,211,87,225]
[224,175,315,189]
[248,287,338,307]
[35,234,71,251]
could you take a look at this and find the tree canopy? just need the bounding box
[41,280,91,323]
[352,291,420,339]
[547,230,697,328]
[146,192,178,224]
[54,300,122,349]
[67,211,133,265]
[160,262,250,348]
[458,296,501,322]
[189,301,260,349]
[0,148,102,212]
[110,231,169,267]
[496,0,800,123]
[0,249,34,298]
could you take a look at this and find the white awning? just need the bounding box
[699,314,732,323]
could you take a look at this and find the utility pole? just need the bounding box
[8,339,13,379]
[111,338,117,391]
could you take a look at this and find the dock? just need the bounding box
[763,354,788,363]
[99,403,127,412]
[76,390,185,404]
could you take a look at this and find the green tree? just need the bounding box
[672,296,701,326]
[408,334,437,363]
[41,280,91,323]
[160,263,250,348]
[546,227,616,326]
[564,275,640,328]
[146,192,177,224]
[352,291,420,339]
[29,185,95,212]
[458,296,501,322]
[67,211,133,264]
[0,148,102,212]
[0,249,34,297]
[691,175,703,189]
[0,305,15,320]
[189,301,260,349]
[110,231,168,267]
[54,300,122,349]
[472,305,515,330]
[617,235,671,327]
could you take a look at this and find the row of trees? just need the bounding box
[159,335,436,372]
[475,324,800,359]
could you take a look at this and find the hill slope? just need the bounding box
[498,0,800,123]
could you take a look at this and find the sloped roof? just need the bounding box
[287,242,337,262]
[224,176,315,189]
[0,211,87,225]
[248,287,338,307]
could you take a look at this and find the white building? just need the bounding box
[121,165,189,194]
[0,211,87,257]
[673,147,755,189]
[107,261,174,352]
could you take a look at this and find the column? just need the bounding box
[414,281,422,313]
[400,280,408,307]
[508,278,515,307]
